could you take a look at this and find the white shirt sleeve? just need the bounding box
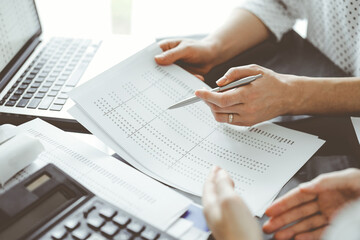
[239,0,303,41]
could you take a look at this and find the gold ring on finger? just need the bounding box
[228,113,234,123]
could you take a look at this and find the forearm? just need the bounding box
[287,76,360,115]
[202,8,270,67]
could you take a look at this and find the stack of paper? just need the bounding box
[0,119,192,231]
[69,43,325,216]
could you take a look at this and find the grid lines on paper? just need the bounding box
[172,153,254,194]
[199,140,270,174]
[219,126,287,156]
[27,128,157,204]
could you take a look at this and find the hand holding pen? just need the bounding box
[168,74,262,110]
[175,65,295,126]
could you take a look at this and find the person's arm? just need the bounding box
[154,8,269,75]
[195,65,360,126]
[155,0,303,75]
[201,8,270,67]
[288,75,360,115]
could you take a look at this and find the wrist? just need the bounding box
[278,74,306,115]
[201,36,226,68]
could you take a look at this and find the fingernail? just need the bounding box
[216,77,227,86]
[299,182,311,189]
[155,53,165,59]
[262,221,269,229]
[195,90,202,97]
[211,165,219,172]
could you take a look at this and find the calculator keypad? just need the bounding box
[42,196,176,240]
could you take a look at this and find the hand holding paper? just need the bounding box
[68,43,325,216]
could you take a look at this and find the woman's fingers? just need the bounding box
[196,64,292,126]
[157,39,182,51]
[263,201,320,233]
[202,166,221,220]
[273,214,328,240]
[203,166,220,203]
[155,39,188,65]
[215,169,235,198]
[294,227,326,240]
[216,64,263,86]
[265,188,317,217]
[207,102,243,114]
[195,88,243,108]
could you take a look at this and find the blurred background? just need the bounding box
[35,0,307,39]
[36,0,239,39]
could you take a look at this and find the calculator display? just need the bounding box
[0,189,70,239]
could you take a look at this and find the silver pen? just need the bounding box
[168,74,262,110]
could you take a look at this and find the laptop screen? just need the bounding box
[0,0,41,88]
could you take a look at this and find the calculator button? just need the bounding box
[71,227,91,240]
[51,227,67,240]
[83,206,96,218]
[126,221,144,234]
[100,222,119,238]
[99,207,117,220]
[87,233,107,240]
[87,216,106,230]
[140,228,159,240]
[64,219,80,231]
[112,214,130,227]
[113,229,133,240]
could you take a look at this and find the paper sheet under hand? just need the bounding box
[69,43,325,216]
[1,119,192,231]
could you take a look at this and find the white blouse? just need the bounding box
[240,0,360,77]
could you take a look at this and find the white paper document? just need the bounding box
[69,43,325,215]
[0,119,192,231]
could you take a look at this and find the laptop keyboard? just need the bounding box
[0,37,100,111]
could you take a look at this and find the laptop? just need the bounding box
[0,0,149,132]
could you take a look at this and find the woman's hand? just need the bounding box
[195,64,298,126]
[155,38,220,77]
[202,166,262,240]
[263,168,360,240]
